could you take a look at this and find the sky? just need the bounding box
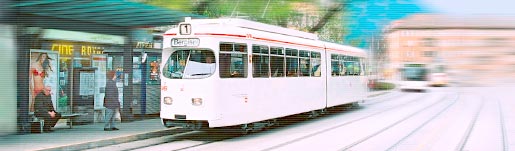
[344,0,515,49]
[419,0,515,16]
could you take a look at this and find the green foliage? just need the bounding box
[143,0,350,42]
[371,82,395,90]
[144,0,195,12]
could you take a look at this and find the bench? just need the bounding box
[30,112,87,132]
[30,113,45,133]
[61,113,88,128]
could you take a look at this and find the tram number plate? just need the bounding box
[171,38,200,47]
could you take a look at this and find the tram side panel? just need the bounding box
[213,40,327,127]
[325,51,352,107]
[325,51,367,107]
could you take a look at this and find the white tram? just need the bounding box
[160,17,368,131]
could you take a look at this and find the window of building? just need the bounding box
[422,38,436,47]
[424,51,435,57]
[219,43,247,78]
[252,45,270,78]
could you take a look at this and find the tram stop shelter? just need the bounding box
[4,0,204,134]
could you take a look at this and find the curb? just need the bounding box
[38,128,190,151]
[367,90,392,98]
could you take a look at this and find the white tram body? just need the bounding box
[160,18,367,129]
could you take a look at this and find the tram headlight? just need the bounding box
[192,98,203,106]
[164,97,173,105]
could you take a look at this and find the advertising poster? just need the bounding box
[29,49,59,113]
[92,54,107,109]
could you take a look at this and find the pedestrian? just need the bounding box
[34,86,61,132]
[104,70,120,131]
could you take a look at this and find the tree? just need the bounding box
[143,0,351,43]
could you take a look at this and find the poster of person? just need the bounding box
[29,49,59,113]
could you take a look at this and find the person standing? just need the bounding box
[34,86,61,132]
[104,70,120,131]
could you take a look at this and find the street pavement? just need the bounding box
[0,90,391,151]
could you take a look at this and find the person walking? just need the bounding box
[104,70,120,131]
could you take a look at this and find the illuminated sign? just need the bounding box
[171,38,199,47]
[135,41,154,49]
[50,43,104,57]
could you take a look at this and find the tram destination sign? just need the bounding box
[171,38,200,47]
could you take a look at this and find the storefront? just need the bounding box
[130,29,170,116]
[27,29,126,124]
[9,1,203,134]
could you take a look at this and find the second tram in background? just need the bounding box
[399,63,448,92]
[160,17,368,132]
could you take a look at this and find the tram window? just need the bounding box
[339,55,346,76]
[270,47,285,77]
[253,45,269,54]
[355,57,361,75]
[299,50,310,77]
[220,43,248,78]
[220,53,247,78]
[344,56,361,76]
[163,49,215,79]
[331,54,340,76]
[270,47,284,55]
[220,43,233,52]
[311,52,321,77]
[235,43,247,52]
[286,48,299,77]
[285,48,298,56]
[252,45,270,78]
[299,50,310,58]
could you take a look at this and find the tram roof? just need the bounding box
[184,18,319,40]
[10,0,204,27]
[323,41,368,57]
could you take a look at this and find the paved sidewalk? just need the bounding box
[0,118,177,151]
[0,90,392,151]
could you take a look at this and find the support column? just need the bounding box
[141,54,147,119]
[16,27,32,134]
[121,31,134,122]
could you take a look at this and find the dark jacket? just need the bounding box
[34,92,55,117]
[104,79,120,109]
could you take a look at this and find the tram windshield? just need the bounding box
[402,67,428,81]
[163,50,216,79]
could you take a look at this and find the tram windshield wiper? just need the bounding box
[190,73,211,76]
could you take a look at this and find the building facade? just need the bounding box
[384,14,515,86]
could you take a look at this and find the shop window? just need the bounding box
[147,56,161,84]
